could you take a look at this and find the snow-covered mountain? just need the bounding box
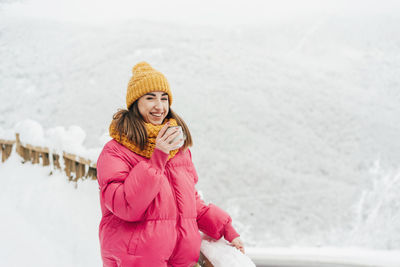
[1,2,400,250]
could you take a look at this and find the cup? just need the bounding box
[168,126,186,150]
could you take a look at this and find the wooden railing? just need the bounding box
[0,133,97,184]
[198,252,214,267]
[0,133,215,267]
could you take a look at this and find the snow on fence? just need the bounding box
[0,133,97,183]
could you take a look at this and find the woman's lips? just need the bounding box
[150,112,163,118]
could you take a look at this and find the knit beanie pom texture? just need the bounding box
[126,61,172,109]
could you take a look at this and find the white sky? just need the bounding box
[2,0,400,25]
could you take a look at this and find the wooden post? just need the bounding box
[87,167,96,180]
[4,145,12,161]
[29,149,34,162]
[42,152,50,166]
[24,148,30,162]
[64,157,71,180]
[71,160,76,179]
[32,150,39,164]
[15,133,29,163]
[53,154,60,169]
[76,163,85,179]
[75,162,79,179]
[72,161,78,181]
[198,251,214,267]
[15,133,23,158]
[0,139,15,162]
[1,144,4,162]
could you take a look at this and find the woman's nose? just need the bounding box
[154,99,163,109]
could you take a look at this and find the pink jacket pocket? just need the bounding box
[127,224,144,255]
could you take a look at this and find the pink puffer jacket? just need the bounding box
[96,139,240,267]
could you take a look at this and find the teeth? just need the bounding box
[151,113,162,117]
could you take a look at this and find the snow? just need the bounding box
[201,237,256,267]
[0,150,102,266]
[0,151,256,267]
[0,126,14,140]
[11,119,104,163]
[14,119,45,146]
[246,247,400,267]
[1,0,400,259]
[2,0,399,25]
[0,152,399,266]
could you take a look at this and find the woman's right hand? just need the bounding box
[155,122,183,154]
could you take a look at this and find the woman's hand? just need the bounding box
[155,122,183,154]
[230,237,245,254]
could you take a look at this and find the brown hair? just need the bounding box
[111,100,193,151]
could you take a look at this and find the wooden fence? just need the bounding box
[0,133,214,267]
[0,133,97,184]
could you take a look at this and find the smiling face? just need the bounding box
[137,91,169,125]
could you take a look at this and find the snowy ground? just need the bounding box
[0,151,102,267]
[1,152,399,267]
[1,0,400,253]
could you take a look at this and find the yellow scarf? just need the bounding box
[109,118,180,160]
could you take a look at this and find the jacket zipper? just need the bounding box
[165,167,179,218]
[165,166,180,260]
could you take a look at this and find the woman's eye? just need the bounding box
[145,97,167,101]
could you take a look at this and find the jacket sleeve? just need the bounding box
[188,149,240,243]
[97,144,169,222]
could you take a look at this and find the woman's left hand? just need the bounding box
[230,237,245,254]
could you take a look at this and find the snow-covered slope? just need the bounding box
[0,151,102,266]
[1,152,398,267]
[1,6,400,249]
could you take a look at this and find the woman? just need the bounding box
[96,62,244,267]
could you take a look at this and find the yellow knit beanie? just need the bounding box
[126,62,173,109]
